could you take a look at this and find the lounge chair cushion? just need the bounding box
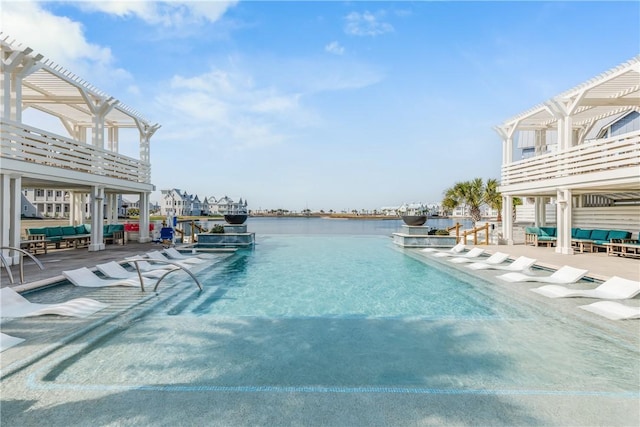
[61,226,77,236]
[27,227,47,236]
[575,229,592,239]
[75,224,89,234]
[607,230,631,240]
[590,229,609,241]
[540,227,556,237]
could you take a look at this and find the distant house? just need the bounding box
[160,190,246,216]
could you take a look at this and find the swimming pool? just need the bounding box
[2,235,639,426]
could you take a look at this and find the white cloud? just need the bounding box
[76,0,238,28]
[1,1,133,92]
[325,41,345,55]
[344,11,394,37]
[154,67,309,151]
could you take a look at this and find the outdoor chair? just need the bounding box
[63,267,143,289]
[530,276,640,300]
[164,247,217,260]
[467,256,536,272]
[0,287,107,318]
[95,261,161,283]
[434,247,485,258]
[420,243,465,254]
[498,266,588,284]
[1,333,25,352]
[450,251,509,264]
[579,301,640,320]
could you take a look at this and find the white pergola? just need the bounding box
[1,33,160,258]
[494,55,640,254]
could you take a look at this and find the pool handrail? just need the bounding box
[0,246,45,285]
[127,257,202,292]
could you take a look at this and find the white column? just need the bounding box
[89,186,105,251]
[139,192,151,243]
[501,195,514,245]
[534,197,545,227]
[0,174,11,263]
[9,176,22,263]
[555,188,574,255]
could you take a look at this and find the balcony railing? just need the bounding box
[1,119,150,184]
[501,131,640,188]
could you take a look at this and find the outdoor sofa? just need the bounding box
[525,226,632,253]
[26,223,125,250]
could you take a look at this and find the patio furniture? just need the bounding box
[434,247,485,259]
[467,256,537,272]
[498,265,588,284]
[0,286,107,318]
[420,243,465,254]
[63,267,142,288]
[450,251,509,265]
[579,301,640,320]
[531,276,640,300]
[525,227,556,247]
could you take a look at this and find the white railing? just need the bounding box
[502,131,640,187]
[0,119,151,184]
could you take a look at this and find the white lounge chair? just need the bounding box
[161,248,206,263]
[467,256,536,272]
[498,265,588,284]
[450,251,509,264]
[95,261,162,283]
[579,301,640,320]
[125,258,176,272]
[0,287,107,318]
[1,333,25,352]
[63,267,142,288]
[434,247,484,259]
[146,251,198,268]
[531,276,640,300]
[164,247,216,260]
[420,243,465,254]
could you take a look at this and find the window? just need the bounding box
[47,190,53,197]
[56,191,62,197]
[36,189,44,197]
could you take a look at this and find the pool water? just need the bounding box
[192,235,504,318]
[31,235,639,400]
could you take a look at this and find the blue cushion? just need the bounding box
[75,225,88,234]
[575,229,592,239]
[590,229,609,241]
[571,228,580,238]
[607,230,631,240]
[526,227,540,235]
[46,226,63,237]
[540,227,556,237]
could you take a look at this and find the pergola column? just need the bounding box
[501,195,514,245]
[89,186,105,252]
[1,48,42,121]
[138,192,151,243]
[555,188,574,255]
[534,197,545,227]
[0,174,23,264]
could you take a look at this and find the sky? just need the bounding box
[2,1,639,212]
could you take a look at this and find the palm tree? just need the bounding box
[441,178,488,226]
[484,178,502,221]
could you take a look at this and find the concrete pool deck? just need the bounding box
[1,240,638,426]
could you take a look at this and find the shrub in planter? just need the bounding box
[435,229,450,236]
[209,224,225,234]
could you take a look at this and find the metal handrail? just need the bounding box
[127,258,202,292]
[0,246,45,285]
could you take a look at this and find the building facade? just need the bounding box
[495,56,640,254]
